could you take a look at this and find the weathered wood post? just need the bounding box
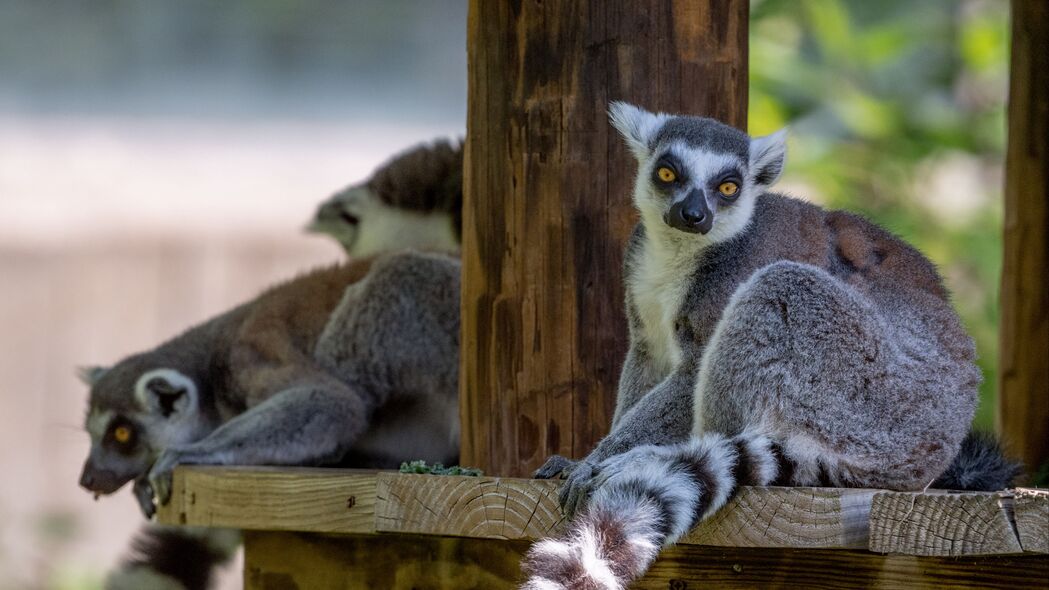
[461,1,749,476]
[999,0,1048,474]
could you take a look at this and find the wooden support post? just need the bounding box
[999,0,1049,474]
[461,0,749,476]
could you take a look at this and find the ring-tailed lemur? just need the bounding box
[523,103,1017,589]
[78,250,461,589]
[307,139,463,256]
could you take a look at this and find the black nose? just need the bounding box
[666,190,715,235]
[680,206,706,225]
[79,470,95,490]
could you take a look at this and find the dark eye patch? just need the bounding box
[104,416,138,454]
[651,153,686,188]
[710,166,742,187]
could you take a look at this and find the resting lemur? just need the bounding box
[79,250,460,589]
[523,104,1017,589]
[308,138,463,256]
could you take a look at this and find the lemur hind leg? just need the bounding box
[315,250,462,466]
[694,260,972,489]
[315,250,460,407]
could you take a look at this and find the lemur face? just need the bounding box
[609,102,787,245]
[78,365,209,496]
[308,185,371,254]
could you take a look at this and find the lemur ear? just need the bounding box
[77,365,109,386]
[134,369,198,420]
[749,128,788,187]
[608,102,668,160]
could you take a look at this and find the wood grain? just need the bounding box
[374,473,565,540]
[868,491,1022,556]
[1014,488,1049,553]
[159,467,1038,557]
[999,0,1049,474]
[243,531,1049,590]
[461,0,750,477]
[683,486,874,549]
[156,466,377,534]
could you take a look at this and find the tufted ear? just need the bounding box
[748,128,788,188]
[134,369,198,420]
[608,102,668,160]
[77,365,109,387]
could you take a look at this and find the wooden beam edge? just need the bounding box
[156,467,1033,556]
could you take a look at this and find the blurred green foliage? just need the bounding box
[749,0,1008,430]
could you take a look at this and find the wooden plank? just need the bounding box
[868,491,1022,556]
[682,486,875,549]
[374,473,565,540]
[156,466,377,534]
[161,467,1035,556]
[375,476,874,549]
[243,531,1049,590]
[1015,488,1049,553]
[461,0,750,478]
[243,532,525,590]
[999,0,1049,473]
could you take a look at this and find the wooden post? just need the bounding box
[999,0,1048,475]
[461,1,749,476]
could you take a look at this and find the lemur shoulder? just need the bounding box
[525,103,1017,590]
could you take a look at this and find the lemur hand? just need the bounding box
[145,447,186,513]
[558,460,601,519]
[132,476,156,520]
[533,455,577,480]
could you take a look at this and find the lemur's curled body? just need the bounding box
[524,104,1007,589]
[79,250,460,588]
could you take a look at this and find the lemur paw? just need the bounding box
[146,449,183,510]
[533,455,576,479]
[558,461,599,519]
[132,476,156,520]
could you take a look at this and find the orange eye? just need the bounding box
[657,167,676,183]
[113,425,132,444]
[718,181,739,196]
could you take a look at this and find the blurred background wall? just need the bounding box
[0,2,466,589]
[0,0,1008,588]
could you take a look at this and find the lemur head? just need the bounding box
[308,139,463,257]
[77,360,212,496]
[609,102,787,245]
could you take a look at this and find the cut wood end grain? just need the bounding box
[869,490,1023,556]
[1014,487,1049,553]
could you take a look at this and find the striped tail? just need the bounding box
[521,431,780,590]
[105,525,240,590]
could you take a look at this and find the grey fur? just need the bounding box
[79,250,461,520]
[526,105,983,589]
[652,117,749,161]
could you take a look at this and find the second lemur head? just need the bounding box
[308,138,463,257]
[609,102,787,244]
[76,360,214,497]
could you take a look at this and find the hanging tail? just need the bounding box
[521,432,780,590]
[933,430,1021,492]
[105,525,240,590]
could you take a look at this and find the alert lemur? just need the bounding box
[79,250,460,589]
[308,139,463,256]
[523,103,1016,589]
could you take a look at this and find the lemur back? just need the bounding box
[524,104,998,590]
